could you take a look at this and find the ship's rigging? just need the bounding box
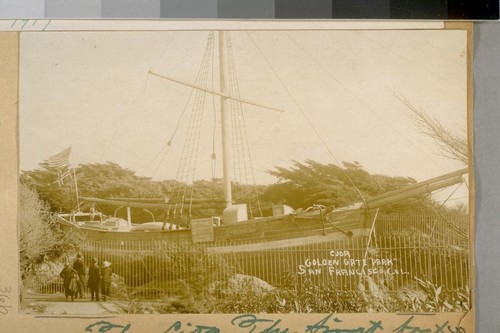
[143,31,373,223]
[145,31,288,223]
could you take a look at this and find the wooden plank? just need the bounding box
[191,218,214,243]
[80,196,226,209]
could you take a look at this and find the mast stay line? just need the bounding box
[148,69,284,113]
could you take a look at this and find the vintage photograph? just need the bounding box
[18,28,470,315]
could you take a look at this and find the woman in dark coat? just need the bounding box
[72,253,86,299]
[60,261,78,302]
[87,257,101,301]
[101,260,112,301]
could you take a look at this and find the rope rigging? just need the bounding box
[283,31,450,174]
[245,31,368,209]
[429,182,468,239]
[103,32,177,176]
[133,31,465,233]
[225,32,263,217]
[166,31,216,224]
[142,87,196,178]
[210,31,218,197]
[142,31,266,225]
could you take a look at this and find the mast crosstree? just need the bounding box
[150,31,281,209]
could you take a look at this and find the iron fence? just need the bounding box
[375,213,469,241]
[26,213,470,302]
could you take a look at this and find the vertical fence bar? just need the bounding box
[442,239,447,287]
[456,238,462,289]
[403,234,409,289]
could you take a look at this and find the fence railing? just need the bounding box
[23,212,469,306]
[27,233,469,301]
[375,213,469,241]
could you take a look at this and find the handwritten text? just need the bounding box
[83,314,467,333]
[0,286,12,315]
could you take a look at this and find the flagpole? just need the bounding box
[72,167,81,212]
[67,146,82,212]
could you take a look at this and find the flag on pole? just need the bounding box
[56,169,72,187]
[45,147,72,186]
[47,146,71,168]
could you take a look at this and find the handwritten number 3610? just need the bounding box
[0,286,12,315]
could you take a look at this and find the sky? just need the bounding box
[19,29,469,205]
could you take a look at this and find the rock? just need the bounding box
[110,273,128,299]
[226,274,275,295]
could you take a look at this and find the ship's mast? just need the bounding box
[219,31,232,207]
[148,31,284,210]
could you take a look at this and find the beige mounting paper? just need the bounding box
[0,20,473,332]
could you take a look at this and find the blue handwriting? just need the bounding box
[83,314,468,333]
[163,320,220,333]
[85,320,132,333]
[392,316,466,333]
[305,313,383,333]
[231,314,289,333]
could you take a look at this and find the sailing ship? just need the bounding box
[56,31,469,250]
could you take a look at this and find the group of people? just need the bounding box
[59,253,112,302]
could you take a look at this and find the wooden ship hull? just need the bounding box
[57,168,468,252]
[59,210,365,245]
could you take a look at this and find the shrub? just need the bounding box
[19,183,85,280]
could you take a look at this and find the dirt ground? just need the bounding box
[20,292,120,315]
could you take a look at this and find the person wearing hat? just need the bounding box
[59,261,78,302]
[87,257,101,301]
[72,253,87,299]
[101,260,112,301]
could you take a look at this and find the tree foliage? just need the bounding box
[397,95,468,165]
[76,162,164,199]
[262,160,428,212]
[19,183,84,278]
[21,162,164,215]
[22,158,454,222]
[21,162,266,222]
[20,166,76,212]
